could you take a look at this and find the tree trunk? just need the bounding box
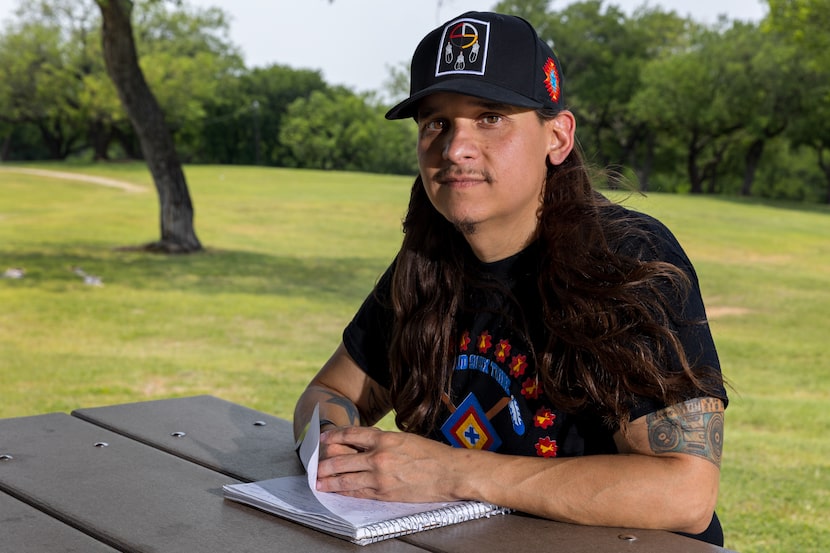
[96,0,201,253]
[1,132,11,161]
[633,132,655,193]
[88,121,112,161]
[38,121,67,160]
[688,131,704,194]
[112,126,142,159]
[741,139,765,197]
[818,146,830,205]
[704,143,728,194]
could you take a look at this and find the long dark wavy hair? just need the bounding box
[387,112,723,435]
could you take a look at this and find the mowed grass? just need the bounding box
[1,162,828,552]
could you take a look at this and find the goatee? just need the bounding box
[453,219,478,235]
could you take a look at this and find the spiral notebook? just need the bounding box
[222,405,510,545]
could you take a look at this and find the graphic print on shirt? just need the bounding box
[440,329,559,457]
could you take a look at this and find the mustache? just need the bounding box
[434,167,493,183]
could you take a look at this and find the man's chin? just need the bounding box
[452,219,478,236]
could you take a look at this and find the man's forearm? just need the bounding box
[452,447,719,534]
[293,384,362,441]
[293,342,393,442]
[451,398,724,534]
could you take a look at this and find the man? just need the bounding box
[293,11,728,546]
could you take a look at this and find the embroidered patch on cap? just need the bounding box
[435,17,490,77]
[543,57,560,103]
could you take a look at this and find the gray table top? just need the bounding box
[0,395,729,552]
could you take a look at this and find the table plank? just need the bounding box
[0,412,423,553]
[73,395,298,482]
[399,512,729,553]
[1,491,119,552]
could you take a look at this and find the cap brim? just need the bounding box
[385,79,545,120]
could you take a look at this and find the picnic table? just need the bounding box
[1,395,730,552]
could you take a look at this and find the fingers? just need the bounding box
[317,427,374,462]
[316,445,386,498]
[318,442,359,460]
[320,425,383,451]
[317,443,373,479]
[316,468,376,496]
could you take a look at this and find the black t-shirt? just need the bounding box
[343,206,727,544]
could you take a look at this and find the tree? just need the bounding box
[0,1,137,161]
[95,0,200,252]
[193,64,328,166]
[244,65,328,166]
[0,17,85,159]
[496,0,694,190]
[630,24,752,194]
[544,2,649,177]
[131,1,244,162]
[766,0,830,203]
[280,88,417,175]
[720,22,800,197]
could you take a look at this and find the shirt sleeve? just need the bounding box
[625,211,728,420]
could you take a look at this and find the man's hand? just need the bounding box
[316,426,460,503]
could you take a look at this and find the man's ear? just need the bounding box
[547,110,576,166]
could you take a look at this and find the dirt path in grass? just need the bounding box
[707,306,751,319]
[0,166,147,193]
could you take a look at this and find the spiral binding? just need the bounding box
[355,502,512,545]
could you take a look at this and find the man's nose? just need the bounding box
[442,123,478,162]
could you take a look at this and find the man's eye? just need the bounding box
[482,115,502,125]
[423,120,445,132]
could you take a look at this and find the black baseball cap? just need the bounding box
[385,11,564,120]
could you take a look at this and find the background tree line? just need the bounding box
[1,0,828,203]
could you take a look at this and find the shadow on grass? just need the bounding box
[3,246,390,305]
[714,194,830,216]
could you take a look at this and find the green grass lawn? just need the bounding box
[1,162,828,552]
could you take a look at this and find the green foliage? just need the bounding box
[765,0,830,203]
[0,0,415,175]
[0,0,244,161]
[750,140,827,202]
[132,1,245,159]
[280,88,417,175]
[766,0,830,56]
[183,63,329,166]
[491,0,830,203]
[0,15,85,158]
[630,24,750,193]
[526,1,650,164]
[240,65,329,166]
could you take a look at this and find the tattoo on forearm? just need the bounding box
[647,397,724,467]
[321,391,361,425]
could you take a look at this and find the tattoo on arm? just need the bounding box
[646,397,724,467]
[321,390,361,426]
